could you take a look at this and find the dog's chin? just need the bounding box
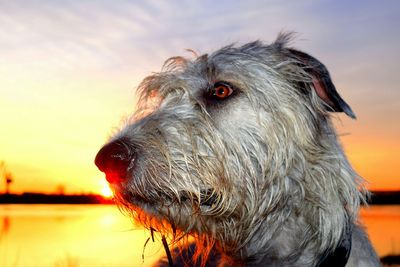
[117,189,216,212]
[113,186,221,231]
[114,194,195,235]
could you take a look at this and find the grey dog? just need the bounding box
[95,33,380,266]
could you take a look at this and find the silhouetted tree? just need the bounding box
[1,161,13,194]
[5,172,13,195]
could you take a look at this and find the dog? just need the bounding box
[95,33,380,266]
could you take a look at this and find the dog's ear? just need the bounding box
[288,49,356,119]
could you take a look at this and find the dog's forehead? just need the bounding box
[181,44,285,95]
[178,44,281,85]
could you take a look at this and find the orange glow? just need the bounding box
[0,4,398,195]
[337,132,400,191]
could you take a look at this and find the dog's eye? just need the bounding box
[209,82,233,100]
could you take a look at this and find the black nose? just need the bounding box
[95,140,134,183]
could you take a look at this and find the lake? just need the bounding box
[0,204,399,266]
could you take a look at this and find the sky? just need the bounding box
[0,0,399,194]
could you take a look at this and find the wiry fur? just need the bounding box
[100,33,380,266]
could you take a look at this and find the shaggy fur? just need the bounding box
[95,33,380,266]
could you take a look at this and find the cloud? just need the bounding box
[0,0,399,192]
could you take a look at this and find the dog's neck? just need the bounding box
[227,213,352,266]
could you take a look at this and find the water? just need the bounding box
[0,205,165,267]
[0,204,399,267]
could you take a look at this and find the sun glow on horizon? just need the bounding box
[99,179,113,198]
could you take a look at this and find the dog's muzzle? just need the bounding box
[95,140,134,183]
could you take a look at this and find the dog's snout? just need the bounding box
[95,140,133,183]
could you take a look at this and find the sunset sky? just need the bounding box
[0,1,399,194]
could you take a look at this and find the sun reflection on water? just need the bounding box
[0,204,398,266]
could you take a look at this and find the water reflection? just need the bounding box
[360,205,400,257]
[0,204,398,266]
[1,216,10,237]
[0,204,164,267]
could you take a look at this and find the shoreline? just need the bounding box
[0,191,399,205]
[0,192,114,204]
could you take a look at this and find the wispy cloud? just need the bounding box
[0,0,399,192]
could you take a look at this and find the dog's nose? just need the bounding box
[95,140,133,183]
